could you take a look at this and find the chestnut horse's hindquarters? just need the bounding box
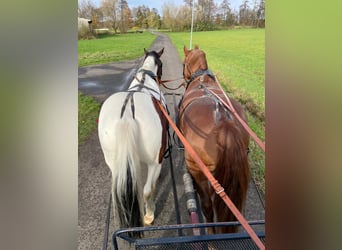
[213,120,250,233]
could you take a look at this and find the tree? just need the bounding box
[183,0,193,8]
[118,0,131,33]
[184,0,216,31]
[101,0,120,33]
[133,7,143,28]
[239,0,252,26]
[256,0,265,27]
[78,0,95,19]
[147,8,161,29]
[219,0,236,27]
[134,5,149,29]
[78,0,101,34]
[162,2,191,32]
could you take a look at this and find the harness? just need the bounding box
[186,69,215,88]
[120,69,166,119]
[179,70,250,155]
[179,70,231,126]
[120,68,170,163]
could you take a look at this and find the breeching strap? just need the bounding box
[156,101,265,250]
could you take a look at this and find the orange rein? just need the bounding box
[156,100,265,250]
[158,78,185,90]
[212,76,265,152]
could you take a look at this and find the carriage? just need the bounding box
[97,47,265,250]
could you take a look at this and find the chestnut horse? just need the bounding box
[179,45,250,234]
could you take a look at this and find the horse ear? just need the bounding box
[194,44,199,49]
[157,48,164,57]
[144,48,148,55]
[184,45,189,56]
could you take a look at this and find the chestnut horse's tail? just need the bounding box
[214,121,250,233]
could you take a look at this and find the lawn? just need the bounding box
[167,29,265,123]
[78,32,157,67]
[78,92,100,145]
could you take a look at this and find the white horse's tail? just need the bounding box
[112,116,143,236]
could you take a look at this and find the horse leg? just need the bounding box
[191,170,215,234]
[143,162,161,225]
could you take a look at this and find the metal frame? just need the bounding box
[113,220,265,249]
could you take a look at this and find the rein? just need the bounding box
[157,69,214,91]
[159,79,185,90]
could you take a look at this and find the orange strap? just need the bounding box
[157,101,265,250]
[213,76,265,152]
[159,79,185,90]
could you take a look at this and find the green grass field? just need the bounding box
[78,33,157,67]
[167,29,265,123]
[78,92,100,144]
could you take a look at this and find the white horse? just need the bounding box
[98,48,166,235]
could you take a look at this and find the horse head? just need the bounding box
[143,48,164,82]
[183,45,209,83]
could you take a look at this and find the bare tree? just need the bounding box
[78,0,101,38]
[239,0,253,26]
[101,0,120,33]
[183,0,193,8]
[118,0,131,33]
[78,0,100,29]
[256,0,265,27]
[219,0,236,27]
[78,0,95,19]
[162,3,186,31]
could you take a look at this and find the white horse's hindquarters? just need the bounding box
[98,92,163,168]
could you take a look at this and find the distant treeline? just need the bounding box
[78,0,265,35]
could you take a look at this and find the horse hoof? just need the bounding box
[144,214,154,225]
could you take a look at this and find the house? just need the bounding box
[78,17,92,32]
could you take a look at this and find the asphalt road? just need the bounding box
[78,32,265,250]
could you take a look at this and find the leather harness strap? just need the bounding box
[120,69,169,164]
[180,69,266,153]
[151,97,169,163]
[120,70,161,119]
[186,69,215,88]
